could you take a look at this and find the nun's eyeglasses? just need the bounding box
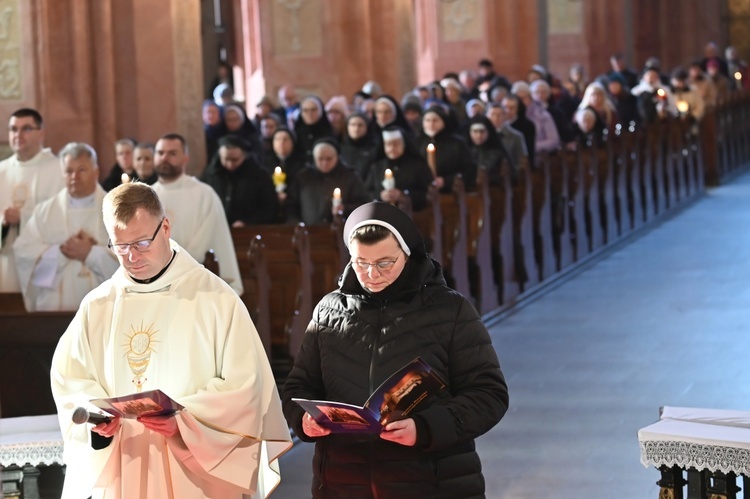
[352,255,400,274]
[108,218,164,255]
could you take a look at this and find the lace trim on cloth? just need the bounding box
[640,440,750,475]
[0,440,65,467]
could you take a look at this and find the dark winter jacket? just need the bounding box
[200,155,280,225]
[282,256,509,499]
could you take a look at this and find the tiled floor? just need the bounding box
[274,171,750,498]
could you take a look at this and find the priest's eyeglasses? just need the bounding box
[108,218,164,255]
[351,255,400,274]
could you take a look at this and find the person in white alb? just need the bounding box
[13,142,118,311]
[0,108,64,291]
[150,133,243,295]
[50,182,292,498]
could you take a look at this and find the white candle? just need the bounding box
[121,173,130,184]
[426,144,436,177]
[382,168,395,190]
[332,187,342,209]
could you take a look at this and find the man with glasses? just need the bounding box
[51,181,292,498]
[151,132,243,295]
[0,108,63,291]
[13,142,117,311]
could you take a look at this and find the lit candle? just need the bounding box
[676,100,689,116]
[272,166,287,193]
[332,187,342,209]
[735,71,743,89]
[426,143,436,177]
[382,168,395,190]
[121,173,130,184]
[656,88,666,101]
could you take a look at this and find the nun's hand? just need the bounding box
[380,418,417,446]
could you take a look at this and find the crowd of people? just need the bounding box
[1,42,746,314]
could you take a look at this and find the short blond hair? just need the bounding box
[103,182,165,230]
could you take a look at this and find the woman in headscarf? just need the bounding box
[223,104,262,158]
[372,95,413,136]
[340,112,377,182]
[285,138,370,226]
[202,100,227,163]
[264,127,308,194]
[294,95,334,162]
[282,201,508,499]
[465,114,512,187]
[416,104,477,193]
[367,126,434,212]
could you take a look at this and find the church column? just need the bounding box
[7,0,206,175]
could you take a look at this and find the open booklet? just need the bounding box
[90,389,184,419]
[293,357,446,433]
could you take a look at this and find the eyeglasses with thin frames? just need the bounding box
[107,218,164,255]
[351,254,400,274]
[9,125,40,134]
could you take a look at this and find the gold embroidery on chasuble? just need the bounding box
[122,321,159,392]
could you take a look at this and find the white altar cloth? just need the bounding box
[0,414,64,467]
[639,406,750,475]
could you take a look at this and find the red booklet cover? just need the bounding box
[90,389,184,419]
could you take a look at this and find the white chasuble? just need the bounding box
[13,186,118,311]
[0,148,63,291]
[51,243,292,499]
[152,175,243,295]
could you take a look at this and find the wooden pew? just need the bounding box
[599,139,619,245]
[466,168,499,314]
[532,153,557,280]
[513,160,539,289]
[623,129,645,231]
[487,163,520,304]
[610,131,632,238]
[0,293,73,418]
[581,144,604,252]
[566,147,590,261]
[548,151,573,270]
[304,222,349,306]
[232,225,312,365]
[412,186,444,266]
[439,176,470,297]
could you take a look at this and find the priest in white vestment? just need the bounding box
[0,108,64,291]
[51,182,292,498]
[151,133,243,295]
[14,142,118,311]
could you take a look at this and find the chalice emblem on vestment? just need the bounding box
[123,322,159,392]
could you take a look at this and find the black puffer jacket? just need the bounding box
[282,256,509,499]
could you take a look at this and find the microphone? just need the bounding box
[72,407,113,426]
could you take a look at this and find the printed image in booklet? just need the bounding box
[90,389,184,419]
[293,357,446,433]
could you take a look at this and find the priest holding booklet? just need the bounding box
[50,182,292,498]
[282,201,509,498]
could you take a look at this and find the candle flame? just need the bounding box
[676,101,689,113]
[121,173,130,184]
[333,187,341,198]
[274,166,282,174]
[384,168,393,178]
[656,88,665,98]
[426,144,435,152]
[735,71,743,81]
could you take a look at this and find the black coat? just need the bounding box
[286,161,371,225]
[282,257,508,499]
[368,153,434,212]
[200,155,280,225]
[416,130,477,193]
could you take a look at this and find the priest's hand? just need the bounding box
[380,418,417,446]
[138,414,179,437]
[92,415,122,438]
[3,206,20,225]
[302,412,330,438]
[61,231,94,262]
